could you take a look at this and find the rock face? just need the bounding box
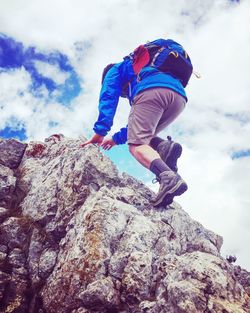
[0,135,249,313]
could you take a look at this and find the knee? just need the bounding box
[128,144,136,155]
[128,144,140,156]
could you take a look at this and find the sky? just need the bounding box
[0,0,249,270]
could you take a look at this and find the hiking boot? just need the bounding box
[156,136,182,172]
[151,170,188,207]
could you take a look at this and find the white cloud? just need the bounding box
[176,148,250,268]
[0,67,81,140]
[0,68,33,126]
[34,60,70,85]
[0,0,250,270]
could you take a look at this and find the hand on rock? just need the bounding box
[101,138,117,150]
[80,134,104,148]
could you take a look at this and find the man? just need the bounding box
[81,39,190,207]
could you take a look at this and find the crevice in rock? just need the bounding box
[161,218,174,231]
[109,216,133,256]
[26,280,48,313]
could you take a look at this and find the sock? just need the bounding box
[150,158,170,178]
[150,137,164,150]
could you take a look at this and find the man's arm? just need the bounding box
[93,63,123,136]
[99,126,128,150]
[81,59,134,148]
[80,64,123,148]
[112,126,128,145]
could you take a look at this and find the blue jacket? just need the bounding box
[93,39,188,145]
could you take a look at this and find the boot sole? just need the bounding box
[152,180,188,208]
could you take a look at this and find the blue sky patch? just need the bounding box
[0,125,27,141]
[231,150,250,159]
[0,33,81,105]
[0,117,27,141]
[103,144,154,183]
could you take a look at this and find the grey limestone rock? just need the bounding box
[38,248,58,278]
[0,164,16,208]
[0,135,249,313]
[0,207,9,223]
[0,138,27,169]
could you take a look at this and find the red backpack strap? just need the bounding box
[132,45,150,74]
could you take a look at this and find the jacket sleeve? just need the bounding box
[112,126,128,145]
[93,63,123,136]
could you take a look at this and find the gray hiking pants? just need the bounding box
[127,87,186,145]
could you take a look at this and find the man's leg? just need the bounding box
[149,90,186,172]
[128,144,161,169]
[128,143,187,206]
[127,88,187,207]
[128,143,170,178]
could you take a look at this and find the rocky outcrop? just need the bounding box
[0,135,249,313]
[0,139,27,169]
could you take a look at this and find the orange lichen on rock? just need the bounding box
[76,210,108,285]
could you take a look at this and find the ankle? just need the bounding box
[149,158,170,178]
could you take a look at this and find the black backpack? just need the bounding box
[101,39,194,97]
[130,39,193,88]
